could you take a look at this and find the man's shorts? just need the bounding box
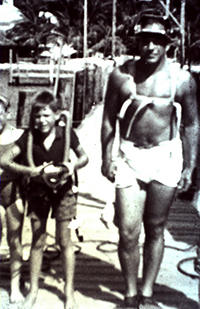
[115,138,183,188]
[27,179,77,222]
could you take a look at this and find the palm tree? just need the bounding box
[47,0,83,56]
[6,0,57,62]
[11,0,200,62]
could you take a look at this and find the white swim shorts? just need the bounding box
[115,137,183,188]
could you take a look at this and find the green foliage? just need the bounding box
[6,0,56,62]
[10,0,200,62]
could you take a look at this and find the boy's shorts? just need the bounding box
[1,180,24,208]
[27,179,77,222]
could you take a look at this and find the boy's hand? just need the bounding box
[59,162,74,180]
[43,164,63,178]
[30,165,45,178]
[42,163,62,188]
[42,162,74,188]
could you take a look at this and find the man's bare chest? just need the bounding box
[118,71,175,142]
[136,72,172,98]
[120,70,172,103]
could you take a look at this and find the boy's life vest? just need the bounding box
[27,111,72,190]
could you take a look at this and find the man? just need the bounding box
[101,11,198,309]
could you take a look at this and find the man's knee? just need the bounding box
[119,225,141,250]
[144,219,166,240]
[59,238,72,250]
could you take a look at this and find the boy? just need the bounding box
[0,95,24,304]
[1,90,89,309]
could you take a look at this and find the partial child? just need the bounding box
[0,90,89,309]
[0,95,24,304]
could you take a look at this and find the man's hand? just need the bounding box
[177,168,193,192]
[101,160,117,183]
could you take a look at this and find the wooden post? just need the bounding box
[9,48,13,84]
[112,0,117,59]
[187,22,191,71]
[166,0,170,17]
[180,0,185,67]
[159,0,182,29]
[83,0,87,59]
[54,37,64,97]
[83,0,88,121]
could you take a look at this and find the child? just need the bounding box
[0,95,24,304]
[0,90,89,309]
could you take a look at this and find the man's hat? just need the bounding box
[134,10,172,42]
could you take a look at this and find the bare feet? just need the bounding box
[10,290,24,304]
[21,292,37,309]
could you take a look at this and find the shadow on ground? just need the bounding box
[167,193,200,246]
[1,248,198,309]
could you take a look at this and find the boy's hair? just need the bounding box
[0,95,10,111]
[29,90,59,129]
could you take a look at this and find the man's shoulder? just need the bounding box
[170,62,197,100]
[175,64,195,87]
[118,58,135,75]
[109,59,135,84]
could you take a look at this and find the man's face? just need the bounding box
[138,22,169,64]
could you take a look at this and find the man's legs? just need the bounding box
[116,178,146,298]
[57,220,76,309]
[22,217,47,309]
[141,181,175,297]
[6,199,24,303]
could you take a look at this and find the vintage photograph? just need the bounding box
[0,0,200,308]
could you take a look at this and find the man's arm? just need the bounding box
[101,60,136,182]
[177,70,199,191]
[101,68,121,182]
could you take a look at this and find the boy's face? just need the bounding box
[34,106,57,135]
[0,102,7,134]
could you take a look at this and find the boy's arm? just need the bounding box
[0,144,44,177]
[61,144,88,178]
[73,144,89,171]
[62,129,89,174]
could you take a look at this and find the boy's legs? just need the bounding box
[22,217,47,309]
[0,205,6,244]
[6,198,24,303]
[57,220,77,309]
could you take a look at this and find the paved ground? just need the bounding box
[1,103,200,309]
